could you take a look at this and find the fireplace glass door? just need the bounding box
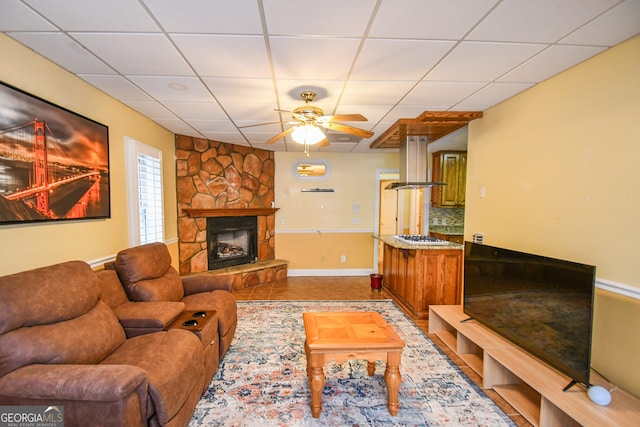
[207,216,257,269]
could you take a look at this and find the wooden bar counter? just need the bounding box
[378,235,463,320]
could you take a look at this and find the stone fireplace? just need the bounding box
[175,135,280,278]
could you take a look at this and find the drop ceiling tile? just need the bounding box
[326,132,363,144]
[9,32,114,74]
[560,0,640,46]
[454,82,534,110]
[499,45,607,83]
[0,0,57,31]
[203,135,247,145]
[78,75,153,101]
[184,119,238,133]
[318,142,358,153]
[269,37,361,80]
[127,76,214,102]
[171,34,271,78]
[263,0,376,37]
[143,0,262,34]
[426,41,546,82]
[340,81,417,105]
[122,101,177,120]
[402,81,486,106]
[202,78,276,104]
[468,0,618,43]
[71,33,193,76]
[276,80,345,108]
[24,0,159,31]
[369,0,498,39]
[202,132,249,144]
[162,102,228,121]
[223,103,282,123]
[350,39,455,80]
[152,118,202,137]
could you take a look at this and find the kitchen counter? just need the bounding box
[376,234,462,250]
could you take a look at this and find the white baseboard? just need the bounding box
[287,268,374,277]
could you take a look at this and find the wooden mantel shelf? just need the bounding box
[183,208,279,217]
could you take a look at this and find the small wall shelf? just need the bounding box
[301,188,334,193]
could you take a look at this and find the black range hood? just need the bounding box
[385,135,445,190]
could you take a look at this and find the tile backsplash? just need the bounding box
[430,207,464,226]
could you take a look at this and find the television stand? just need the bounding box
[429,305,640,427]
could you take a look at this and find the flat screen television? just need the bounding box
[463,241,596,389]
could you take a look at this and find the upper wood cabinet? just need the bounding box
[431,151,467,208]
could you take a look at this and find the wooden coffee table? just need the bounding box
[302,311,405,418]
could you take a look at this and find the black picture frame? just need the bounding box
[0,81,110,224]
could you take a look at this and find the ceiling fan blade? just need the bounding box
[318,114,368,122]
[266,127,295,144]
[317,138,330,147]
[238,121,284,129]
[320,122,374,138]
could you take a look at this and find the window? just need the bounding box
[125,137,164,246]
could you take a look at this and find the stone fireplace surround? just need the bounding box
[175,135,287,289]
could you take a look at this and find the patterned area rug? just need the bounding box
[189,300,515,426]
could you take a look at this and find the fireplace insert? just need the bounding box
[207,216,258,269]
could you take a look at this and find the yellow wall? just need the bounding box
[274,151,397,273]
[0,35,178,275]
[465,35,640,397]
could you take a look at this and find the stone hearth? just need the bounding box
[175,135,279,279]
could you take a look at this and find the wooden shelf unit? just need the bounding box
[429,305,640,427]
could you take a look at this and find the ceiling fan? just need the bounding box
[240,91,374,153]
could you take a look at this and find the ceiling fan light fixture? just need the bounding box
[291,124,325,145]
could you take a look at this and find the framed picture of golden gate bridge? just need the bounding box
[0,81,110,224]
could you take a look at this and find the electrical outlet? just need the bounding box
[340,255,346,263]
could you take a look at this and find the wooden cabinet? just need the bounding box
[431,151,467,207]
[383,243,462,319]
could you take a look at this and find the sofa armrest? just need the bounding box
[182,273,234,295]
[0,363,147,402]
[113,301,185,337]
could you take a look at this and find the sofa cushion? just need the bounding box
[101,329,203,425]
[115,243,184,302]
[0,260,99,335]
[0,302,126,377]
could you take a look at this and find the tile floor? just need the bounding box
[234,276,532,427]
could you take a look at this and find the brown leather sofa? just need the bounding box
[0,244,238,427]
[0,261,205,427]
[112,242,237,360]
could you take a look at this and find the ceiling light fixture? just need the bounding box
[291,124,325,145]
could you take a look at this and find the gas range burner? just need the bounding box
[394,235,450,245]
